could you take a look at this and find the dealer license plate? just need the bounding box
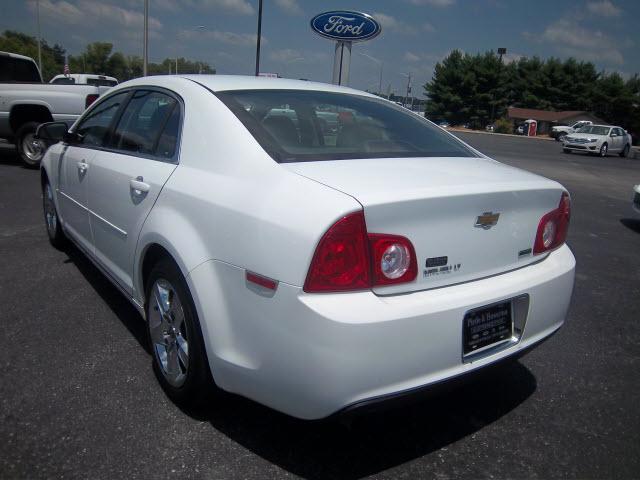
[463,301,513,356]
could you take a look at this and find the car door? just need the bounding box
[611,128,624,152]
[57,91,129,254]
[87,89,181,294]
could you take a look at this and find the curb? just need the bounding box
[447,127,554,141]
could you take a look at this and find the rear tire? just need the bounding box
[146,258,214,407]
[599,143,608,157]
[42,180,67,249]
[16,122,48,168]
[620,144,630,157]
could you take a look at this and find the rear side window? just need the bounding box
[51,77,76,84]
[75,92,128,147]
[0,56,41,82]
[110,90,179,159]
[86,78,118,87]
[216,89,476,163]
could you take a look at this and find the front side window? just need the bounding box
[110,90,179,158]
[217,90,476,163]
[74,92,128,147]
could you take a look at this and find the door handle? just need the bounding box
[77,160,88,173]
[130,176,150,194]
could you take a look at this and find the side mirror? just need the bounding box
[35,122,68,143]
[610,132,617,137]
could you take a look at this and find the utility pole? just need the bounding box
[143,0,149,76]
[255,0,263,76]
[490,47,507,124]
[36,0,42,75]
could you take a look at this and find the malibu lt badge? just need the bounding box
[475,211,500,230]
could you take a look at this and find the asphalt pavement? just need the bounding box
[0,134,639,479]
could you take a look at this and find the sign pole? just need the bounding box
[255,0,263,76]
[332,41,352,86]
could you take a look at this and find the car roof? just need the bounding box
[117,74,378,98]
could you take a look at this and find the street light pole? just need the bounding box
[255,0,263,76]
[143,0,149,76]
[36,0,42,75]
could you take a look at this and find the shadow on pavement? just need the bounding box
[63,243,151,354]
[620,218,640,234]
[60,235,538,480]
[192,358,537,479]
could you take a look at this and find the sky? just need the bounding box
[2,0,639,95]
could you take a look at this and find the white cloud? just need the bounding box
[29,0,162,30]
[200,0,254,14]
[404,52,421,62]
[422,22,436,33]
[407,0,455,6]
[269,48,302,63]
[586,0,621,17]
[180,29,266,47]
[372,12,417,35]
[274,0,303,15]
[530,19,624,65]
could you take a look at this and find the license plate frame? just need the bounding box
[462,300,513,357]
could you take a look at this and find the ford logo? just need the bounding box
[310,11,382,42]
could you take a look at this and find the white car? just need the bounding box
[551,121,593,142]
[37,75,576,420]
[563,125,632,157]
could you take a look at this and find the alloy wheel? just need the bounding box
[22,133,46,163]
[43,183,57,237]
[148,278,189,388]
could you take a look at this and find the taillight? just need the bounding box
[304,211,371,292]
[533,192,571,254]
[85,94,99,109]
[369,234,417,286]
[304,211,417,293]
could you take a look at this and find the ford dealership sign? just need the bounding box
[310,11,381,42]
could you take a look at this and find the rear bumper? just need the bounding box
[189,245,576,420]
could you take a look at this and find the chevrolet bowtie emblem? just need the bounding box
[475,212,500,229]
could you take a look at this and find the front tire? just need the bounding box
[599,143,608,157]
[558,133,566,143]
[42,180,67,249]
[16,122,48,168]
[146,258,213,407]
[563,148,571,154]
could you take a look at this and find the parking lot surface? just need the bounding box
[1,134,639,479]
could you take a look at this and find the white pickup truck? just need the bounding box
[550,120,593,142]
[0,51,103,167]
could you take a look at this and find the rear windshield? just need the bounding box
[86,78,118,87]
[216,89,476,163]
[0,56,41,82]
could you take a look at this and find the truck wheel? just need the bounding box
[619,144,630,157]
[557,133,566,142]
[16,122,48,168]
[563,148,571,154]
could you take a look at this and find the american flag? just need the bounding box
[64,55,70,76]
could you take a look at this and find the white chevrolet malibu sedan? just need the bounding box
[37,75,575,419]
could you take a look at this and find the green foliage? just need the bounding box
[1,31,215,82]
[425,50,639,142]
[493,118,511,134]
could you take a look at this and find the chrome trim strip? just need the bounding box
[88,209,127,237]
[58,190,127,237]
